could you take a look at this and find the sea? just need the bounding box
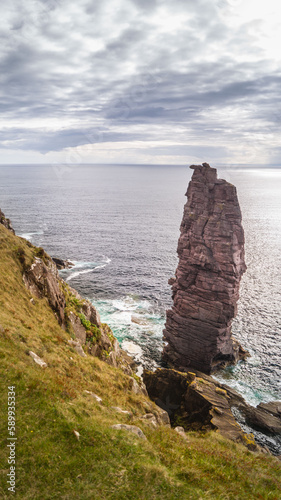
[0,164,280,412]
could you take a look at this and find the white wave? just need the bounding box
[92,295,166,348]
[111,296,152,313]
[65,257,111,281]
[122,341,144,364]
[19,231,44,241]
[67,268,95,281]
[70,257,111,270]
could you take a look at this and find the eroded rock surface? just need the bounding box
[22,253,134,373]
[23,257,66,326]
[0,208,15,233]
[163,163,248,374]
[144,368,281,454]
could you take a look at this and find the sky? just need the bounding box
[1,0,281,166]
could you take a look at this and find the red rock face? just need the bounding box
[163,163,248,374]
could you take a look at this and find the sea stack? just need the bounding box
[163,163,248,374]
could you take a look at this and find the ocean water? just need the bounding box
[0,164,280,408]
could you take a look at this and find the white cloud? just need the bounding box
[0,0,281,164]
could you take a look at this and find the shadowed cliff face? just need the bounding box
[163,163,248,374]
[0,208,15,234]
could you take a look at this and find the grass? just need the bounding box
[0,223,280,499]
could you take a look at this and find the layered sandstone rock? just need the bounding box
[23,256,67,326]
[143,367,281,454]
[163,163,248,374]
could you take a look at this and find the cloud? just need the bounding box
[0,0,281,164]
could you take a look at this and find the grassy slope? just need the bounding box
[0,224,280,500]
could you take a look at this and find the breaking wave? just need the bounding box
[91,294,165,371]
[59,257,111,282]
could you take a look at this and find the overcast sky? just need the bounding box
[1,0,281,165]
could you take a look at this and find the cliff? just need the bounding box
[163,163,248,374]
[22,251,135,373]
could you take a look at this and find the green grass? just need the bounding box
[0,224,280,499]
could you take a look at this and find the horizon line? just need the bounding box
[0,162,281,168]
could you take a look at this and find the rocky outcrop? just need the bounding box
[143,368,281,454]
[257,402,281,420]
[143,368,252,446]
[23,257,66,326]
[0,208,15,234]
[22,251,134,374]
[225,387,281,435]
[52,257,74,269]
[163,163,248,374]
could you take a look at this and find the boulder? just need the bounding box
[175,426,189,440]
[29,351,47,368]
[68,340,86,357]
[257,401,281,419]
[140,413,158,427]
[154,408,171,427]
[111,424,147,440]
[128,377,148,396]
[111,407,133,417]
[84,390,102,403]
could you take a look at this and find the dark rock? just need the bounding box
[52,257,74,269]
[143,368,193,415]
[0,209,15,234]
[257,401,281,419]
[163,163,248,374]
[244,406,281,434]
[223,388,281,434]
[143,367,264,451]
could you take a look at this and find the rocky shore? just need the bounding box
[143,368,281,455]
